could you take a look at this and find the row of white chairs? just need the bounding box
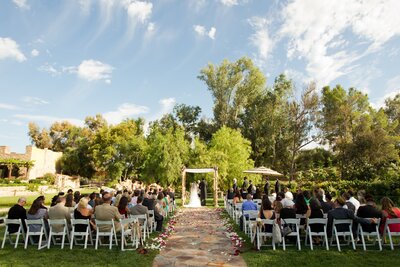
[225,199,400,251]
[1,215,149,251]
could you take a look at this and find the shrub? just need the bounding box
[42,173,56,184]
[26,183,39,192]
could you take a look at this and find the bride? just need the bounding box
[185,182,201,207]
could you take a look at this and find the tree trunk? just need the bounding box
[7,164,12,179]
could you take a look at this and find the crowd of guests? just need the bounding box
[6,187,176,239]
[227,177,400,240]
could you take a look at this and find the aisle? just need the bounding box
[152,207,247,267]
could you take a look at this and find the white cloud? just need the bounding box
[208,27,216,40]
[31,49,39,57]
[371,75,400,108]
[22,96,49,105]
[13,114,84,126]
[13,0,30,9]
[193,25,217,40]
[220,0,238,7]
[0,37,26,62]
[103,103,149,124]
[278,0,400,85]
[124,0,153,23]
[38,63,61,76]
[159,97,176,115]
[248,17,273,63]
[67,59,113,83]
[0,103,19,110]
[144,22,156,39]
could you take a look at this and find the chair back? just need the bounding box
[71,219,90,233]
[385,218,400,233]
[307,218,327,225]
[333,219,353,233]
[48,219,67,226]
[260,219,274,226]
[4,218,23,233]
[25,219,45,233]
[282,218,300,226]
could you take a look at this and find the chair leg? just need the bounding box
[334,229,341,252]
[47,232,52,249]
[324,230,329,251]
[297,231,301,250]
[70,233,74,250]
[282,236,286,251]
[1,229,7,249]
[95,232,99,250]
[38,229,43,250]
[24,233,29,249]
[388,231,394,250]
[309,230,313,251]
[350,231,356,250]
[377,232,382,251]
[61,231,66,249]
[109,233,113,250]
[360,230,366,251]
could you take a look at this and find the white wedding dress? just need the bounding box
[185,182,201,207]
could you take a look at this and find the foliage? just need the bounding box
[198,57,266,128]
[143,122,189,186]
[208,126,254,189]
[26,183,39,192]
[42,173,56,184]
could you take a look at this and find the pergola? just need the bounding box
[181,167,219,207]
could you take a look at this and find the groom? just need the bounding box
[199,178,207,206]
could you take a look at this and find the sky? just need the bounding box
[1,0,400,153]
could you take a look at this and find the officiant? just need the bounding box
[199,178,207,206]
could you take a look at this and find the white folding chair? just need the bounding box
[95,219,118,250]
[24,219,48,250]
[234,203,243,224]
[147,210,156,233]
[383,218,400,250]
[70,219,93,249]
[120,218,141,251]
[330,219,355,251]
[282,218,301,250]
[305,218,329,250]
[296,214,307,231]
[242,210,259,236]
[1,218,25,249]
[227,200,233,216]
[130,214,149,241]
[256,219,276,250]
[47,219,69,249]
[357,218,381,251]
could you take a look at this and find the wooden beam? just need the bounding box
[181,169,186,207]
[214,168,218,207]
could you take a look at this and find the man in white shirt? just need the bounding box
[284,187,293,201]
[347,190,360,212]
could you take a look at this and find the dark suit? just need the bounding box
[264,181,270,195]
[199,180,207,206]
[142,198,155,210]
[7,204,27,233]
[320,200,333,213]
[275,180,281,194]
[327,207,371,237]
[356,204,382,232]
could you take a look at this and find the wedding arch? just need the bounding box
[181,167,219,207]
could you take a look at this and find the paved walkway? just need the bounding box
[152,207,247,267]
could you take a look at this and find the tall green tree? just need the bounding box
[208,126,253,190]
[143,124,189,186]
[198,57,266,128]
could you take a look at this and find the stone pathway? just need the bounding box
[152,207,247,267]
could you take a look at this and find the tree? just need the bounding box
[286,82,320,180]
[384,93,400,136]
[208,126,253,190]
[91,119,147,181]
[143,125,189,186]
[198,57,266,128]
[173,104,201,139]
[28,122,52,149]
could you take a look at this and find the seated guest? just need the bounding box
[88,192,96,208]
[48,197,72,231]
[342,192,356,213]
[65,194,75,208]
[143,193,155,210]
[233,189,242,205]
[240,194,258,230]
[27,198,48,234]
[294,192,311,226]
[309,198,324,232]
[73,191,81,205]
[327,196,377,237]
[356,195,382,233]
[130,190,140,206]
[162,191,170,214]
[254,188,262,200]
[273,201,283,218]
[7,197,27,233]
[74,197,95,231]
[154,194,164,232]
[325,193,335,210]
[380,197,400,233]
[284,187,293,201]
[156,193,166,217]
[316,189,332,213]
[113,191,122,207]
[118,196,130,218]
[36,196,48,210]
[278,192,294,209]
[268,189,276,203]
[94,192,121,232]
[129,196,149,225]
[259,198,275,232]
[227,188,234,200]
[347,190,360,212]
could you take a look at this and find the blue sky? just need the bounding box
[1,0,400,153]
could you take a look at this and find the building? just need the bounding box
[0,146,62,180]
